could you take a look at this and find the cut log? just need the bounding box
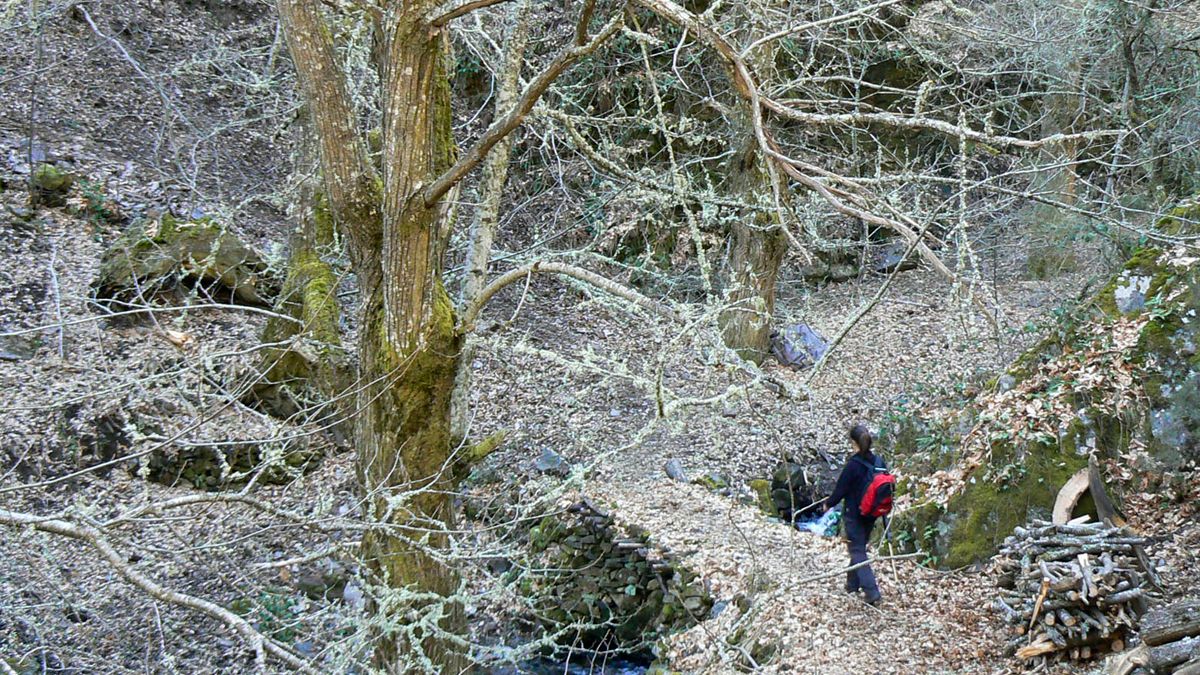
[1176,658,1200,675]
[1143,600,1200,647]
[1103,644,1146,675]
[1149,636,1200,672]
[1054,468,1092,525]
[1018,636,1057,660]
[1088,455,1126,528]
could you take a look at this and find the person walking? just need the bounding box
[822,424,887,605]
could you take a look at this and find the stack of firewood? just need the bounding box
[993,518,1154,662]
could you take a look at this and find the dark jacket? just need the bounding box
[827,451,886,519]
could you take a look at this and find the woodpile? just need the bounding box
[994,518,1155,663]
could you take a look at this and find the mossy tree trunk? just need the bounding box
[279,0,622,668]
[249,124,348,427]
[718,35,788,364]
[719,136,788,364]
[278,1,466,670]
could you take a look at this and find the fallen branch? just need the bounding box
[0,508,317,673]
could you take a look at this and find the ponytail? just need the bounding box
[849,424,872,454]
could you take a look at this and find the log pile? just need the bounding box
[994,518,1154,663]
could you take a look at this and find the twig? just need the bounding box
[47,238,63,358]
[26,0,46,197]
[457,260,680,331]
[76,6,193,130]
[806,216,933,384]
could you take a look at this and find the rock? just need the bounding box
[663,458,687,482]
[770,461,816,521]
[692,471,729,490]
[1114,271,1152,314]
[997,374,1017,392]
[94,214,281,309]
[484,556,512,575]
[534,448,570,476]
[342,582,364,608]
[294,560,348,601]
[709,600,729,619]
[828,263,859,281]
[769,324,829,369]
[0,333,40,361]
[872,241,918,274]
[901,235,1200,567]
[29,163,73,207]
[749,479,777,517]
[140,432,326,489]
[520,498,712,656]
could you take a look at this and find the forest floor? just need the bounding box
[2,2,1199,674]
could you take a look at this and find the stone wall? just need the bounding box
[521,498,712,655]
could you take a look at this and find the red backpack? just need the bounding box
[854,456,896,518]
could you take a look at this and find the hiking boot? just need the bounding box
[844,582,860,595]
[864,592,882,606]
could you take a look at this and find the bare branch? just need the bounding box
[430,0,516,27]
[761,100,1122,150]
[457,261,681,332]
[422,10,625,205]
[0,508,318,674]
[741,0,906,58]
[276,0,380,259]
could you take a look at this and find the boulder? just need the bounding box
[871,241,919,274]
[663,458,687,482]
[29,163,74,207]
[94,214,280,308]
[769,323,829,369]
[534,448,570,477]
[769,461,816,521]
[899,237,1200,567]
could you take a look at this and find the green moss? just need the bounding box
[749,479,776,516]
[691,472,729,490]
[95,216,279,306]
[294,248,340,345]
[936,439,1088,567]
[1156,198,1200,236]
[30,163,74,206]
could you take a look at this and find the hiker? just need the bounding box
[820,424,891,606]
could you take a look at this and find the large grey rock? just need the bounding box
[663,458,687,482]
[1114,271,1152,314]
[872,242,919,274]
[534,448,570,476]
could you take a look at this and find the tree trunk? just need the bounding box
[451,0,531,443]
[278,1,468,670]
[719,137,787,364]
[359,15,468,673]
[247,125,349,432]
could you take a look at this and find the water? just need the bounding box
[488,654,650,674]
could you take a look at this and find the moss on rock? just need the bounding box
[749,479,777,517]
[898,227,1199,567]
[30,163,74,207]
[95,215,280,307]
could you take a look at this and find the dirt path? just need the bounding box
[590,477,1006,673]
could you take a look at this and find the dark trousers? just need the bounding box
[844,512,880,599]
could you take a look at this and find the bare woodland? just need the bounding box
[1,0,1199,673]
